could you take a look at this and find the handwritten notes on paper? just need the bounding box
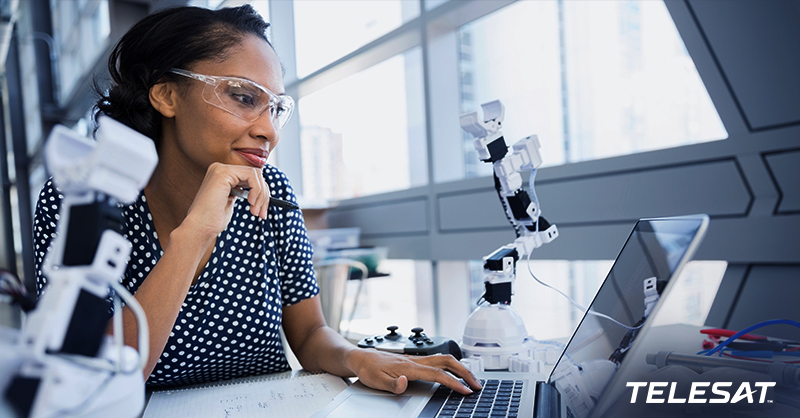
[143,371,348,418]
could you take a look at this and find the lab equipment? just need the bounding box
[0,116,158,417]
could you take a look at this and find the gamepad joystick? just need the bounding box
[385,325,402,341]
[358,326,462,359]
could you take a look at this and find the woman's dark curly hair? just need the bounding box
[94,5,272,144]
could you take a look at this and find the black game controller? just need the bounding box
[358,326,463,360]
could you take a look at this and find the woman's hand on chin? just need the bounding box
[181,162,271,238]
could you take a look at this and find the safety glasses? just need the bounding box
[169,68,294,128]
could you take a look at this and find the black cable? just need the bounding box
[0,269,36,312]
[609,316,647,364]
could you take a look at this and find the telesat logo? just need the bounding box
[627,381,776,404]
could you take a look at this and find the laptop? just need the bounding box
[312,215,709,418]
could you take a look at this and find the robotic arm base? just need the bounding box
[461,304,535,371]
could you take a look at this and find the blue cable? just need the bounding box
[703,319,800,356]
[730,350,774,358]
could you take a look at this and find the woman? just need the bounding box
[33,5,480,395]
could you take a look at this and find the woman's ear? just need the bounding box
[149,81,178,118]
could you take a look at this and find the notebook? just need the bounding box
[142,370,349,418]
[312,214,709,418]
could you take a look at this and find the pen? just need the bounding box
[230,187,300,210]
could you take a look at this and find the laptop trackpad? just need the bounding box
[325,394,411,418]
[313,381,435,418]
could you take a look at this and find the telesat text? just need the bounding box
[627,381,776,404]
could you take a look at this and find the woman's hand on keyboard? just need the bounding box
[345,349,483,395]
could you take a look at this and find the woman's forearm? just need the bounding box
[292,324,360,377]
[119,224,216,378]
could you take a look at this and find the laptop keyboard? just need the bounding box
[419,379,524,418]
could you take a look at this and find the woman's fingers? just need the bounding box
[186,163,271,235]
[238,167,269,220]
[355,352,478,395]
[363,364,464,395]
[391,375,408,395]
[416,355,482,391]
[218,164,270,220]
[403,361,475,395]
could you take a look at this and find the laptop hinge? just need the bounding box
[533,381,561,418]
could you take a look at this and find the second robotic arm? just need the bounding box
[2,116,157,418]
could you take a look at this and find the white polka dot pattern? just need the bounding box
[32,165,319,388]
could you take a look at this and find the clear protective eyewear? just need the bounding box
[169,68,294,128]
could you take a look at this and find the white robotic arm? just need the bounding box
[459,100,559,371]
[460,100,558,305]
[1,116,157,418]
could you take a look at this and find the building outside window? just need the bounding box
[293,0,419,78]
[297,48,427,204]
[289,0,726,196]
[455,0,726,179]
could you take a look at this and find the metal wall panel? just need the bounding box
[327,197,429,237]
[437,187,508,232]
[539,160,751,224]
[704,264,748,328]
[693,216,800,263]
[726,265,800,341]
[328,133,800,263]
[687,0,800,131]
[432,229,516,261]
[765,150,800,214]
[663,0,748,135]
[426,160,753,231]
[354,235,431,261]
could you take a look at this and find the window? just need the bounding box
[293,0,419,78]
[298,48,427,203]
[457,0,565,178]
[649,261,729,328]
[51,0,110,102]
[512,260,610,341]
[456,0,726,180]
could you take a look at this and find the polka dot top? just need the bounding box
[33,164,319,388]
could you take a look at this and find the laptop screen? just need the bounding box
[548,215,708,418]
